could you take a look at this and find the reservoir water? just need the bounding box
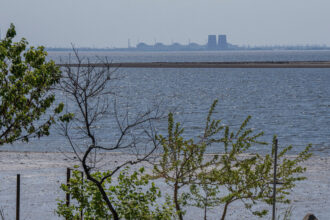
[3,50,330,155]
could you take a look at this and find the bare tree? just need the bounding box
[57,48,163,219]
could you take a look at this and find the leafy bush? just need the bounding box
[57,167,175,220]
[0,24,64,145]
[152,100,311,220]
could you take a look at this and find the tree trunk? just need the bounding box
[220,202,230,220]
[82,148,119,220]
[204,196,208,220]
[174,182,183,220]
[94,180,119,220]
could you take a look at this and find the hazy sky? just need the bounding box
[1,0,329,48]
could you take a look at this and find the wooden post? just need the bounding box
[81,171,84,220]
[16,174,20,220]
[272,139,278,220]
[66,168,71,207]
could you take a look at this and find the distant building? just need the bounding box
[207,35,217,50]
[169,42,184,50]
[136,42,153,50]
[154,42,166,50]
[218,35,228,50]
[188,42,204,50]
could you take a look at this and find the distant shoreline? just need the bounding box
[56,61,330,68]
[46,48,330,52]
[45,46,330,52]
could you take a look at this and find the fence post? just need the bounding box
[66,168,71,207]
[272,139,278,220]
[81,171,84,220]
[16,174,20,220]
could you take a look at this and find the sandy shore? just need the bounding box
[0,151,329,220]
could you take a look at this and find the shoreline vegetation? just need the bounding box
[0,151,328,219]
[56,61,330,68]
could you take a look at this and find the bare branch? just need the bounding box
[57,48,164,219]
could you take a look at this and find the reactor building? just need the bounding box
[207,35,217,50]
[207,34,228,50]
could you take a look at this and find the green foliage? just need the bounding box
[152,100,311,220]
[151,100,226,219]
[151,100,265,219]
[57,167,175,220]
[193,133,310,219]
[207,135,310,219]
[0,23,63,144]
[189,179,221,219]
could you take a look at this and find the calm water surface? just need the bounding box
[3,50,330,155]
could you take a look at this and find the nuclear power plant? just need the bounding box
[208,34,228,50]
[45,33,330,52]
[135,34,231,51]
